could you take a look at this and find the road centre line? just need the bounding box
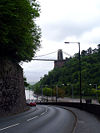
[40,112,45,116]
[27,116,39,122]
[0,107,48,131]
[27,107,48,121]
[0,123,20,131]
[45,107,48,112]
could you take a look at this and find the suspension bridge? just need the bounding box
[33,49,71,68]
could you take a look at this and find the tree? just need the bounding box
[24,77,29,87]
[81,50,87,56]
[0,0,41,62]
[43,87,52,96]
[87,47,92,55]
[97,44,100,50]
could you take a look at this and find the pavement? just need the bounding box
[58,97,99,104]
[66,107,100,133]
[45,97,99,104]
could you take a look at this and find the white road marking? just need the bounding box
[27,116,38,122]
[0,123,20,131]
[27,107,48,121]
[40,107,48,116]
[40,112,45,116]
[45,108,48,113]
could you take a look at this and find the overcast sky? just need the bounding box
[22,0,100,83]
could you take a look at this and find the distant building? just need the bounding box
[54,49,66,68]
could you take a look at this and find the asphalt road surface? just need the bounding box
[0,105,76,133]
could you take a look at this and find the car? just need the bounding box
[26,100,36,106]
[29,101,36,106]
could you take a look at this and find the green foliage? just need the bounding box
[33,82,41,95]
[91,89,100,101]
[24,77,29,87]
[43,87,52,96]
[98,97,100,103]
[0,0,41,62]
[58,88,66,98]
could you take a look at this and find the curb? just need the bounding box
[62,107,77,133]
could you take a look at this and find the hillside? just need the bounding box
[33,45,100,98]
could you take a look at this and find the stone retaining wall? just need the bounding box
[0,59,26,116]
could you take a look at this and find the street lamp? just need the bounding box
[64,41,82,104]
[67,84,74,99]
[56,85,58,102]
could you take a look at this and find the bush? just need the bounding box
[98,97,100,103]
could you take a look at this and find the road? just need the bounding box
[0,105,76,133]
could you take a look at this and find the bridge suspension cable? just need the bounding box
[32,59,57,61]
[32,50,71,61]
[34,51,57,58]
[63,51,71,57]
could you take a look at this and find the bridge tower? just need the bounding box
[54,49,66,68]
[58,49,63,60]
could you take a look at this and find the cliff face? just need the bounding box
[0,59,26,116]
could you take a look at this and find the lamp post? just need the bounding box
[41,85,49,102]
[40,85,43,102]
[67,84,74,99]
[72,85,74,99]
[64,42,82,104]
[56,85,58,102]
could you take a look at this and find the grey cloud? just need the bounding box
[41,17,100,41]
[24,71,46,82]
